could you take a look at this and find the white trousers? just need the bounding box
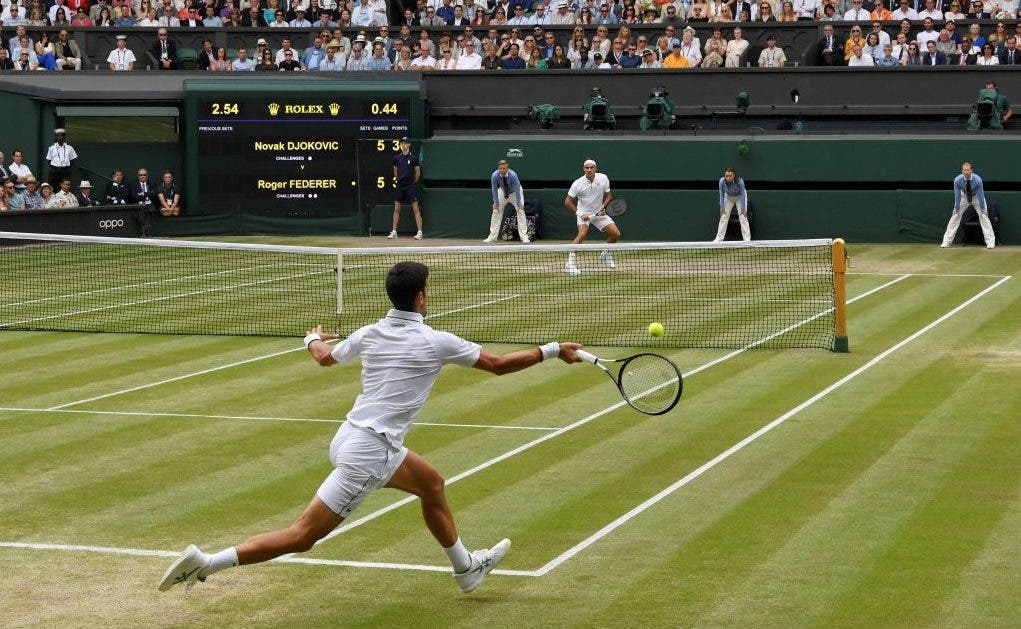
[714,195,750,241]
[942,199,995,248]
[488,187,529,241]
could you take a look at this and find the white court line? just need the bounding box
[532,275,1012,576]
[0,407,557,432]
[0,541,529,576]
[46,294,525,411]
[850,272,1010,278]
[311,275,910,548]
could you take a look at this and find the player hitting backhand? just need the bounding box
[158,262,582,595]
[564,159,620,276]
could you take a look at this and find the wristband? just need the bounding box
[539,342,560,361]
[304,333,321,349]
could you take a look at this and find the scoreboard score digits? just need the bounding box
[194,95,411,214]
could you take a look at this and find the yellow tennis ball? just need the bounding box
[648,322,665,337]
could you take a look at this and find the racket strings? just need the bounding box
[618,354,681,415]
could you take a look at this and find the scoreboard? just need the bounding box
[184,81,424,222]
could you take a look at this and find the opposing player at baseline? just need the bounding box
[158,261,582,595]
[564,159,620,276]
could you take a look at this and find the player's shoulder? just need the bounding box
[597,173,610,185]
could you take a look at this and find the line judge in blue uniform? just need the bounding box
[388,137,423,240]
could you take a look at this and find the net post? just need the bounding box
[832,238,849,353]
[336,252,344,315]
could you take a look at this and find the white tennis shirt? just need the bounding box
[330,309,481,448]
[568,173,611,214]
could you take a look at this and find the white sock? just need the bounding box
[444,538,472,573]
[200,547,239,578]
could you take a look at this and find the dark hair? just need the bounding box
[385,261,428,311]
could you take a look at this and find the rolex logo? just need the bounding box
[328,103,340,116]
[268,103,280,116]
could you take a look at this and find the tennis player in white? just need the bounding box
[564,159,620,276]
[159,262,582,595]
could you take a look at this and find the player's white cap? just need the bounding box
[583,159,597,168]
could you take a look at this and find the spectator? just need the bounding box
[976,43,999,65]
[916,18,939,51]
[818,23,842,65]
[548,43,572,67]
[869,22,891,48]
[526,46,548,68]
[158,4,180,26]
[242,5,266,26]
[891,0,917,20]
[268,9,288,26]
[998,36,1019,64]
[8,150,32,192]
[480,42,504,69]
[2,179,25,211]
[725,26,749,67]
[303,36,327,70]
[776,0,797,20]
[848,43,874,66]
[754,2,775,20]
[71,7,93,25]
[138,6,160,25]
[150,29,177,70]
[341,42,367,70]
[114,4,136,26]
[367,42,392,70]
[228,47,254,71]
[639,47,661,68]
[0,152,11,183]
[351,0,375,26]
[75,180,100,207]
[663,42,690,68]
[679,28,702,65]
[968,0,991,19]
[458,41,483,68]
[902,42,923,65]
[818,3,837,20]
[132,168,157,209]
[255,49,278,71]
[393,46,414,70]
[0,49,13,71]
[49,0,71,23]
[4,3,26,26]
[35,40,57,71]
[195,39,215,70]
[90,0,112,22]
[944,1,965,19]
[759,33,786,67]
[40,182,58,208]
[844,25,866,62]
[52,178,79,208]
[918,0,942,19]
[201,4,222,26]
[22,177,43,209]
[550,2,576,25]
[968,24,986,49]
[994,0,1018,18]
[863,32,883,61]
[876,44,900,66]
[274,38,297,65]
[210,47,231,71]
[596,3,620,25]
[105,169,130,204]
[936,30,957,58]
[502,43,526,68]
[702,28,727,67]
[316,40,345,71]
[96,7,115,26]
[278,48,304,71]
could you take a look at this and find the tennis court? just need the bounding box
[1,239,1018,627]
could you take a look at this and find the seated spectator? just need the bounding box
[917,0,943,19]
[902,42,923,65]
[157,171,181,216]
[202,4,223,26]
[114,5,136,26]
[848,43,874,66]
[502,43,526,68]
[457,41,483,69]
[679,29,702,66]
[526,46,547,69]
[409,45,437,70]
[819,3,838,20]
[52,6,72,26]
[317,40,346,71]
[616,43,640,68]
[232,47,256,71]
[278,48,304,71]
[663,42,690,68]
[52,178,79,208]
[255,49,278,71]
[96,7,115,26]
[105,169,130,204]
[863,32,883,62]
[26,7,48,26]
[75,180,100,207]
[197,39,216,70]
[303,36,328,70]
[944,1,965,19]
[242,5,267,26]
[0,49,12,71]
[976,43,1000,65]
[2,179,25,210]
[754,2,775,20]
[936,30,957,57]
[53,30,83,71]
[639,47,662,68]
[968,1,991,19]
[999,36,1020,64]
[726,26,749,67]
[480,42,503,69]
[921,40,943,65]
[891,0,917,19]
[71,7,94,26]
[35,41,57,70]
[994,1,1018,19]
[290,8,312,27]
[210,47,231,71]
[844,26,866,62]
[876,44,900,66]
[268,9,289,26]
[777,0,797,21]
[22,177,43,209]
[871,2,893,20]
[40,182,58,208]
[968,23,986,49]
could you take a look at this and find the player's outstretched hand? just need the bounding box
[306,324,340,341]
[558,342,584,363]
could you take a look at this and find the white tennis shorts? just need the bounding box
[316,421,408,517]
[577,211,615,231]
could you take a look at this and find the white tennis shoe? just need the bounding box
[483,235,498,243]
[387,230,398,239]
[600,250,616,270]
[520,236,530,244]
[453,538,511,593]
[414,231,424,240]
[158,545,210,592]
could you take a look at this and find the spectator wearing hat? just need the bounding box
[551,1,577,25]
[290,8,312,27]
[317,40,346,71]
[21,177,43,210]
[663,42,691,68]
[75,180,101,207]
[255,38,272,61]
[108,34,136,70]
[46,129,77,188]
[639,47,662,68]
[232,47,256,71]
[758,33,786,67]
[40,182,60,209]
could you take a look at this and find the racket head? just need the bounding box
[605,198,627,217]
[616,353,682,415]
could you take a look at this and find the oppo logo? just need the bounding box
[99,219,125,229]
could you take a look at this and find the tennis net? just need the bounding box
[0,232,844,349]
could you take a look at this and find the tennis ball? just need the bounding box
[648,322,665,337]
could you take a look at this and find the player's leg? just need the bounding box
[940,201,967,247]
[977,209,996,248]
[596,217,619,269]
[389,200,402,238]
[572,220,590,245]
[386,449,511,593]
[411,200,423,239]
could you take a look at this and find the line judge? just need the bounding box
[941,161,995,249]
[485,159,530,243]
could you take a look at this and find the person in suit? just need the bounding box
[998,36,1019,64]
[951,36,978,64]
[967,1,991,19]
[105,169,131,204]
[922,40,947,65]
[131,168,158,209]
[196,39,215,71]
[75,180,101,207]
[818,24,842,65]
[151,28,178,70]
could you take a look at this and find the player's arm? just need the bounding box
[473,342,583,375]
[565,195,578,213]
[304,325,341,366]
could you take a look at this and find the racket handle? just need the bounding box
[576,349,600,364]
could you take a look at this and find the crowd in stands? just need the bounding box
[0,0,1018,70]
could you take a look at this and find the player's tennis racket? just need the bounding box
[576,349,682,416]
[597,198,627,217]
